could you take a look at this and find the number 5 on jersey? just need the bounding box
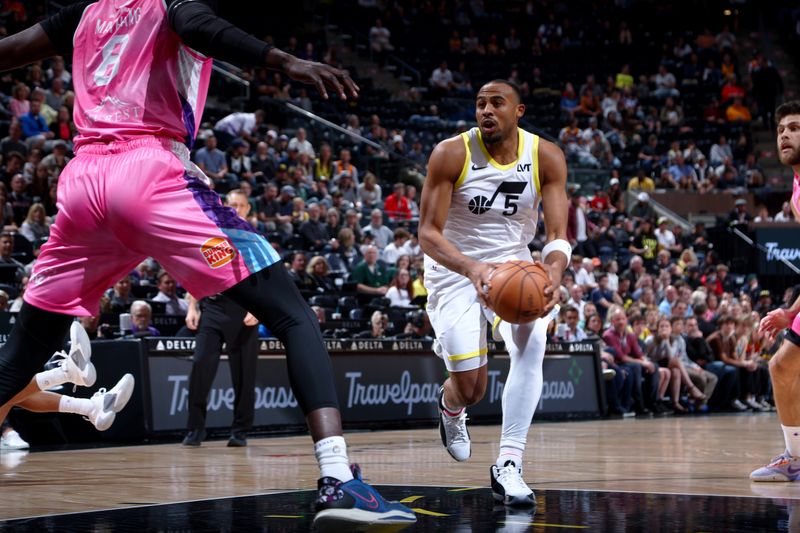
[94,35,130,87]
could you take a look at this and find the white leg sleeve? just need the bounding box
[497,316,550,458]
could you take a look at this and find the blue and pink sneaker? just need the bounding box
[750,450,800,482]
[313,464,417,528]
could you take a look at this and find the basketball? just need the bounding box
[487,261,550,324]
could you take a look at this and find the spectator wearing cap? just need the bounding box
[194,136,236,193]
[755,290,773,315]
[654,217,677,252]
[629,192,655,222]
[627,168,656,192]
[40,140,70,180]
[151,270,188,316]
[227,139,253,184]
[288,127,315,158]
[213,109,264,148]
[727,198,752,227]
[715,264,736,294]
[363,209,393,249]
[349,245,392,296]
[333,149,359,186]
[384,182,412,221]
[299,202,327,252]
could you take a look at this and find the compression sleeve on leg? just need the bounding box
[223,263,339,414]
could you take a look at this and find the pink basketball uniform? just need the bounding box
[25,0,278,315]
[793,172,800,336]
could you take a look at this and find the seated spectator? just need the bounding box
[8,174,32,226]
[430,61,455,96]
[575,87,600,117]
[636,135,661,174]
[19,202,48,243]
[194,135,236,193]
[394,310,433,340]
[106,276,135,314]
[324,208,342,240]
[131,300,161,337]
[629,193,655,222]
[382,228,412,265]
[307,255,337,293]
[287,251,314,290]
[362,209,393,249]
[591,273,619,322]
[358,172,382,209]
[19,99,53,147]
[1,122,28,158]
[386,269,413,307]
[299,202,327,252]
[560,82,579,118]
[314,143,334,183]
[705,315,747,411]
[652,64,680,99]
[727,198,752,227]
[615,64,634,89]
[151,270,188,316]
[726,96,752,122]
[349,245,391,296]
[354,310,388,339]
[709,135,733,168]
[369,18,394,61]
[774,201,794,222]
[384,182,412,221]
[251,141,276,183]
[333,148,359,186]
[288,127,315,158]
[227,139,254,184]
[603,307,664,414]
[327,227,363,274]
[645,317,706,412]
[559,305,587,341]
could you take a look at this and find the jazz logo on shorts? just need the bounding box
[201,237,236,269]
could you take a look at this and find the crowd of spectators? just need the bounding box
[0,0,792,425]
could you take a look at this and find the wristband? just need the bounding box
[542,239,572,266]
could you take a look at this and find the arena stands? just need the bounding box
[0,0,797,420]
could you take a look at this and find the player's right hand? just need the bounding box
[284,57,359,100]
[759,308,791,336]
[468,262,498,307]
[185,308,200,331]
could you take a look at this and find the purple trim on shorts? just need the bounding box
[183,173,255,234]
[179,93,196,150]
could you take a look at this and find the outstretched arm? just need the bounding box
[0,16,66,72]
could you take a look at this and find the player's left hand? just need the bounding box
[284,57,359,100]
[243,313,258,326]
[538,261,562,315]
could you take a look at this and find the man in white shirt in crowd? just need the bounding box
[567,284,586,321]
[151,270,189,317]
[362,209,394,249]
[576,257,598,292]
[382,228,412,265]
[214,109,264,147]
[654,217,677,251]
[559,305,588,341]
[289,127,315,158]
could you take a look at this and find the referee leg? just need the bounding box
[186,324,224,432]
[229,323,258,434]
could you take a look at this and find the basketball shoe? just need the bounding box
[491,460,535,506]
[313,464,416,528]
[438,386,471,461]
[750,450,800,482]
[42,322,96,389]
[87,374,135,431]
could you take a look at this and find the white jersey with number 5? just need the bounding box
[71,0,212,150]
[424,127,541,291]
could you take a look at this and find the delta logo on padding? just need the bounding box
[201,237,236,268]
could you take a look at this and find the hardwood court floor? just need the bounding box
[2,413,799,522]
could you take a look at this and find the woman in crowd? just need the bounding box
[385,269,413,308]
[646,318,707,412]
[19,203,49,244]
[307,256,337,294]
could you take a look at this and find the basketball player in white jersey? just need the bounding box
[419,80,570,505]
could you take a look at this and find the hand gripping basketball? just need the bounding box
[486,261,551,324]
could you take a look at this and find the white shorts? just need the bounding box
[426,255,554,372]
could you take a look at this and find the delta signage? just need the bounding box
[146,341,602,431]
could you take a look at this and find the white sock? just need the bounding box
[497,318,548,470]
[58,396,94,417]
[497,444,524,469]
[36,367,67,390]
[782,425,800,458]
[314,436,353,482]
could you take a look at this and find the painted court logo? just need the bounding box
[201,237,235,269]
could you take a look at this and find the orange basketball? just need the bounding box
[487,261,550,324]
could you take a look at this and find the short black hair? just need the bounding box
[481,79,522,103]
[776,101,800,123]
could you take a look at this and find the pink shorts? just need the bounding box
[793,313,800,336]
[25,136,279,315]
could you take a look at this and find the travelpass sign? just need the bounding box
[756,227,800,275]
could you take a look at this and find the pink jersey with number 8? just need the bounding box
[71,0,212,150]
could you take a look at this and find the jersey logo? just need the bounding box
[467,181,527,216]
[517,163,531,172]
[471,164,486,171]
